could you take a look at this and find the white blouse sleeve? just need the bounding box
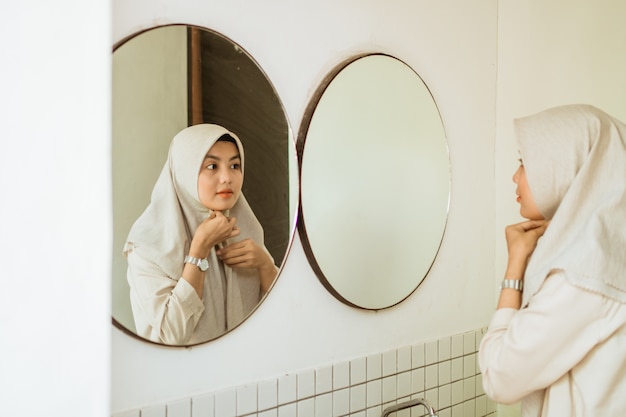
[478,270,620,404]
[126,250,205,345]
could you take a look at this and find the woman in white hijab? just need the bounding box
[479,104,626,416]
[124,124,278,346]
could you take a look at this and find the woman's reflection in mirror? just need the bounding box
[123,124,278,345]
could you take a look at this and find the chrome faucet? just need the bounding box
[381,398,438,417]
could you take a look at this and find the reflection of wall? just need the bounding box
[112,25,188,331]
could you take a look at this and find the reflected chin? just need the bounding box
[204,196,239,212]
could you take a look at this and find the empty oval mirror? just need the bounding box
[112,24,296,345]
[298,53,449,310]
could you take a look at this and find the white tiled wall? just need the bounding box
[113,328,495,417]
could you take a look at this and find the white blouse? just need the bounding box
[479,271,626,416]
[126,249,207,345]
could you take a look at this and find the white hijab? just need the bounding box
[124,124,265,337]
[515,104,626,307]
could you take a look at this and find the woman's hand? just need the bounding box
[217,239,277,293]
[504,219,549,278]
[190,211,240,257]
[497,219,549,310]
[216,239,272,270]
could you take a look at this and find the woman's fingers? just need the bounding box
[512,219,548,232]
[193,211,239,248]
[217,239,260,267]
[504,219,550,263]
[523,219,549,231]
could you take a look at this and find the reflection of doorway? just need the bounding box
[112,25,189,332]
[188,27,290,265]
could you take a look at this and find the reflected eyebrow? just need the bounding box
[203,153,241,161]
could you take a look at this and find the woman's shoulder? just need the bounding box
[536,269,626,321]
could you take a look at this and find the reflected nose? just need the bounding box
[219,168,232,184]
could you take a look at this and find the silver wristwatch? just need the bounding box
[501,279,523,291]
[184,255,209,272]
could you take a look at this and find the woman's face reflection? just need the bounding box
[198,141,243,212]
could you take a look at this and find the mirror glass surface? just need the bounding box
[298,54,449,310]
[112,25,296,345]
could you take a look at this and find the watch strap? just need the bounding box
[501,279,523,291]
[184,255,209,271]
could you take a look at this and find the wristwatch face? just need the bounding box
[199,258,209,271]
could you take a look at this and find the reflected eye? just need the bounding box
[230,163,241,170]
[205,163,217,170]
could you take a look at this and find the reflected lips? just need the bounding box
[217,189,233,198]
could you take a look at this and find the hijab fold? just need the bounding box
[515,104,626,307]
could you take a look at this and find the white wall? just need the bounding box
[0,2,111,417]
[111,0,498,412]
